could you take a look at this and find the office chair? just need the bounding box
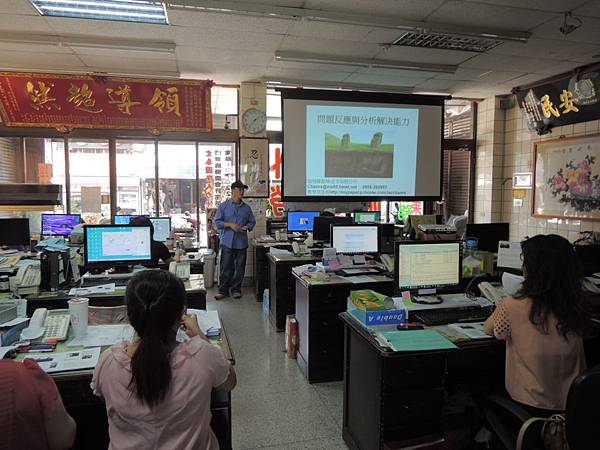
[483,364,600,450]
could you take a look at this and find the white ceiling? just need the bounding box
[0,0,599,98]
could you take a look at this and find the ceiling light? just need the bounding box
[393,31,502,53]
[274,51,456,74]
[262,77,413,94]
[30,0,169,25]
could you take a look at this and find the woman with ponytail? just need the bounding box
[92,270,236,449]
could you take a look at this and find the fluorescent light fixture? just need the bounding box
[274,51,457,74]
[261,77,413,94]
[30,0,169,25]
[393,31,502,53]
[0,66,181,79]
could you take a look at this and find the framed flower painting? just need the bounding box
[533,134,600,221]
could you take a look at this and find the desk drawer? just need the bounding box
[383,355,445,391]
[308,336,344,368]
[310,287,348,313]
[382,388,443,426]
[309,311,344,337]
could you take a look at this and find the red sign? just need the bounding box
[0,72,212,131]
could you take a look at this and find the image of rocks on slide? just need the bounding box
[324,132,394,178]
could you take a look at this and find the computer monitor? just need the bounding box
[395,241,462,293]
[287,211,320,232]
[0,218,30,247]
[41,214,81,236]
[354,211,381,223]
[113,214,149,225]
[150,217,171,242]
[313,216,353,242]
[84,224,152,268]
[465,223,509,253]
[331,224,379,254]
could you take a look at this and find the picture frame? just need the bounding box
[532,133,600,221]
[239,137,269,198]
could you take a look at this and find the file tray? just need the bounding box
[347,299,407,327]
[0,305,17,325]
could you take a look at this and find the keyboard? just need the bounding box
[413,308,490,326]
[44,313,71,342]
[82,278,129,288]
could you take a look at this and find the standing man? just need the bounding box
[214,180,256,299]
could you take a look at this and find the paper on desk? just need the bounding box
[28,347,101,373]
[269,248,292,255]
[68,283,116,296]
[187,308,221,336]
[0,255,21,268]
[381,330,457,351]
[344,275,379,284]
[0,317,29,327]
[448,322,491,340]
[67,324,134,347]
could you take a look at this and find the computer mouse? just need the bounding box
[189,254,195,259]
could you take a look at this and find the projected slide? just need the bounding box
[306,105,419,196]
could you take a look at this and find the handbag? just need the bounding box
[516,414,569,450]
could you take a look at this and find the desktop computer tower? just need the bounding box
[378,223,395,254]
[41,250,70,291]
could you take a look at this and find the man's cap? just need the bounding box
[231,180,248,190]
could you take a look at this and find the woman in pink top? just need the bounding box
[0,358,76,450]
[92,270,236,450]
[484,234,589,412]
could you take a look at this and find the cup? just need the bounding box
[68,297,89,338]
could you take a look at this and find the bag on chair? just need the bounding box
[516,414,569,450]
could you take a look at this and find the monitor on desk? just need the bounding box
[84,224,152,268]
[313,216,352,242]
[149,217,171,242]
[0,218,30,247]
[113,214,149,225]
[331,224,379,254]
[465,223,509,253]
[395,241,462,293]
[41,214,81,236]
[354,211,381,223]
[287,211,320,232]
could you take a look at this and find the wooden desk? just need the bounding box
[267,252,320,331]
[294,273,394,383]
[21,319,235,450]
[24,274,206,315]
[252,239,292,302]
[340,312,600,450]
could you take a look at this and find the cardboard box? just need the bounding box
[347,299,407,327]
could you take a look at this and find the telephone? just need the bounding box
[478,281,507,304]
[304,233,314,248]
[380,254,394,273]
[292,241,308,256]
[15,264,41,287]
[21,308,70,342]
[169,261,191,280]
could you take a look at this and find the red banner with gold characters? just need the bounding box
[0,72,213,131]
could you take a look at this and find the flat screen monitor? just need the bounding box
[465,223,509,253]
[281,88,444,201]
[84,225,152,266]
[287,211,320,232]
[150,217,171,242]
[331,224,379,254]
[313,216,352,242]
[0,218,30,246]
[114,214,149,225]
[354,211,381,223]
[41,214,81,236]
[395,241,462,292]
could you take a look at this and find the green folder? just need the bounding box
[382,330,457,352]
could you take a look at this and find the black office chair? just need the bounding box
[483,364,600,450]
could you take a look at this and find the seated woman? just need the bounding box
[484,234,589,413]
[0,358,76,450]
[92,270,236,449]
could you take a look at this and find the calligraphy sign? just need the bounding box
[240,138,269,198]
[0,72,212,131]
[514,67,600,135]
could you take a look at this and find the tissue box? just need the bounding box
[347,299,407,326]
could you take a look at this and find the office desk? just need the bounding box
[267,252,320,331]
[252,238,292,302]
[23,274,206,315]
[20,319,235,450]
[294,273,394,383]
[340,312,600,450]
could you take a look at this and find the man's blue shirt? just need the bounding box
[215,199,256,249]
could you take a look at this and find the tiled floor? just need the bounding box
[207,287,349,450]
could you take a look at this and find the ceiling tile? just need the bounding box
[504,73,551,87]
[533,60,582,75]
[353,66,442,78]
[531,15,600,44]
[0,50,84,70]
[304,0,446,21]
[361,28,410,44]
[0,0,39,14]
[437,68,527,84]
[286,21,371,42]
[464,0,588,13]
[573,1,600,18]
[179,62,268,83]
[173,26,284,52]
[460,53,558,73]
[488,38,600,62]
[45,17,173,40]
[177,47,275,66]
[377,46,476,65]
[265,67,353,82]
[426,0,556,32]
[71,47,171,60]
[167,10,292,33]
[78,55,177,72]
[246,0,305,6]
[0,41,74,55]
[0,13,54,32]
[267,59,358,73]
[343,72,426,87]
[278,35,382,58]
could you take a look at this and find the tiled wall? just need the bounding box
[475,95,600,243]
